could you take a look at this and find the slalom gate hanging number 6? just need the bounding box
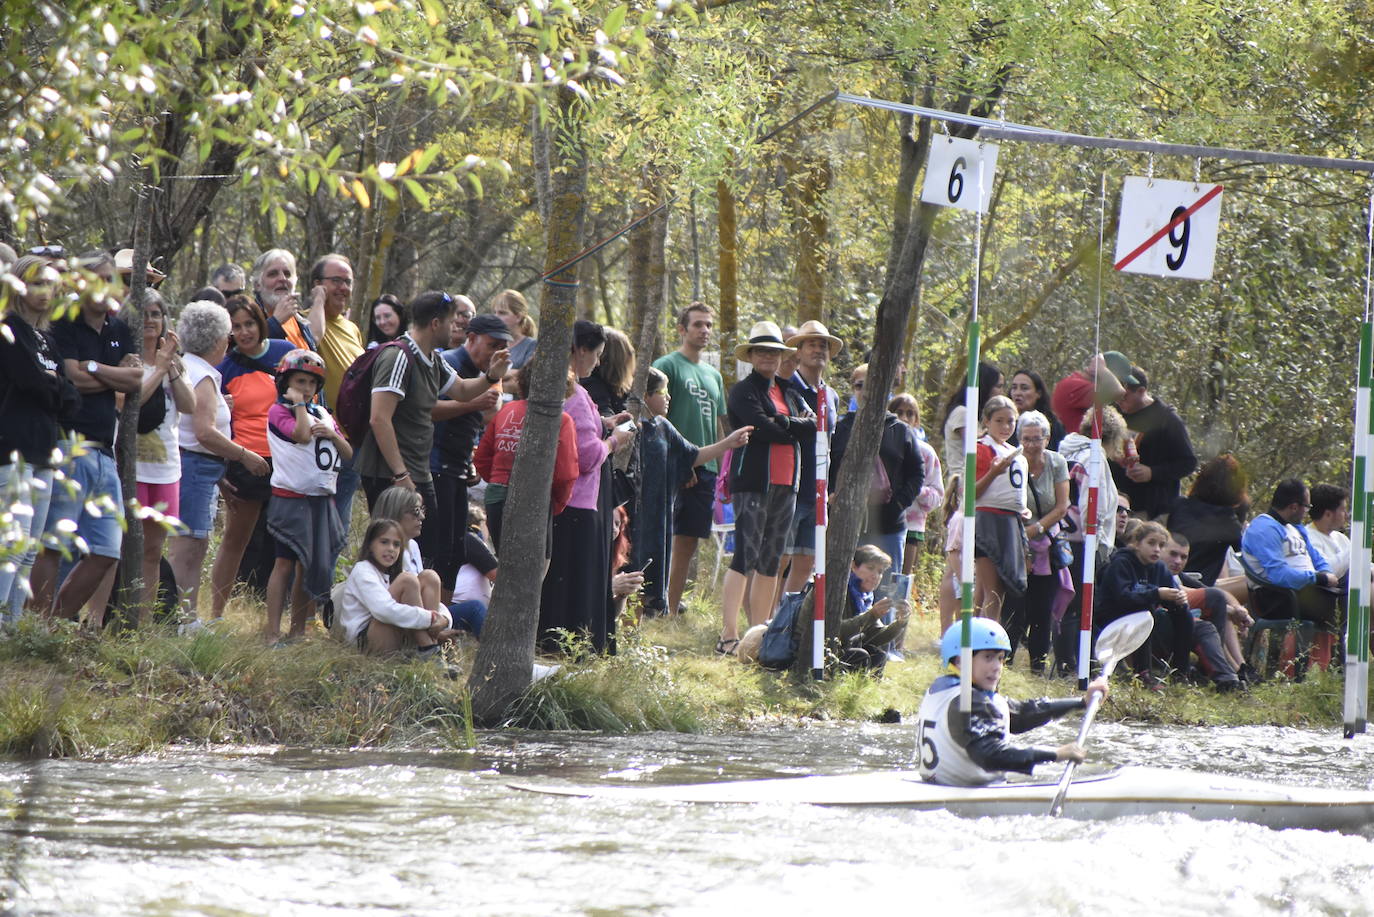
[921,136,999,214]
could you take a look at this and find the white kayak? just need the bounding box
[511,765,1374,832]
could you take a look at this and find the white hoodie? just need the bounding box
[1057,432,1119,553]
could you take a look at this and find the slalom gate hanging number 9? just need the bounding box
[921,136,999,214]
[1113,176,1224,281]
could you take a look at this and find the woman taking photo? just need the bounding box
[209,295,293,619]
[135,290,196,615]
[488,289,538,369]
[537,321,634,653]
[0,255,80,623]
[168,301,267,615]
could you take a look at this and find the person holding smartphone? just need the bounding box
[972,395,1030,626]
[135,290,196,617]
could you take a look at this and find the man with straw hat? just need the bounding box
[779,320,844,594]
[716,321,816,656]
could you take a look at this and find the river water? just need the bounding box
[3,722,1373,916]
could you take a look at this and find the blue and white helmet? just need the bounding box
[940,619,1012,665]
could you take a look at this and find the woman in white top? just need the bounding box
[370,485,443,609]
[166,301,268,615]
[340,518,452,655]
[135,290,196,614]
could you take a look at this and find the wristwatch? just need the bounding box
[86,360,99,375]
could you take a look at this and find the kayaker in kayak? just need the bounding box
[917,620,1108,786]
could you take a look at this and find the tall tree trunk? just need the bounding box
[808,202,940,661]
[627,189,671,384]
[781,152,830,325]
[469,88,588,725]
[716,178,739,388]
[113,168,154,628]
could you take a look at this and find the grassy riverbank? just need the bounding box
[0,566,1361,758]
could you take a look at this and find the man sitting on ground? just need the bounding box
[1164,532,1247,690]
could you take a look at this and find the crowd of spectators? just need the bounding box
[0,241,1358,689]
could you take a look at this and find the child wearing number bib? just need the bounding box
[973,395,1029,625]
[916,620,1106,786]
[264,350,352,641]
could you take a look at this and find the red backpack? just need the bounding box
[335,340,406,448]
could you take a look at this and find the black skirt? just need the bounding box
[538,505,610,654]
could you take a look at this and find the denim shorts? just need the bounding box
[179,450,227,539]
[43,447,124,559]
[0,463,54,620]
[784,493,818,554]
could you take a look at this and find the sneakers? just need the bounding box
[415,645,460,679]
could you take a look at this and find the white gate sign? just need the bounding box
[1114,176,1223,280]
[921,136,998,214]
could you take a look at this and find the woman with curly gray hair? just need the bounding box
[166,300,268,615]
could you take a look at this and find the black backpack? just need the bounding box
[758,581,813,670]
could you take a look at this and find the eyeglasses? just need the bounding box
[852,381,865,389]
[1116,507,1131,515]
[219,288,246,297]
[28,245,64,257]
[407,506,426,518]
[455,310,476,320]
[321,275,352,286]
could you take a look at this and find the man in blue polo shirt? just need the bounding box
[30,251,143,624]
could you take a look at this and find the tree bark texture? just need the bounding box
[781,151,831,325]
[716,178,739,388]
[113,170,153,627]
[469,89,588,725]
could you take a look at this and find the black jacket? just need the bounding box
[1110,397,1196,518]
[830,410,923,535]
[0,313,81,467]
[1168,496,1244,585]
[726,370,815,493]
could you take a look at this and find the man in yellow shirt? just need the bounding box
[306,253,365,535]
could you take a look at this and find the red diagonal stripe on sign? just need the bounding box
[1114,183,1224,272]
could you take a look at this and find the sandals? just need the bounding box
[714,638,740,656]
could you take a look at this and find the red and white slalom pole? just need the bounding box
[812,384,829,680]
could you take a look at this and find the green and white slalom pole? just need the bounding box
[959,161,986,720]
[1345,193,1374,739]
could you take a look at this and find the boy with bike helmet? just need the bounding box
[916,619,1108,786]
[264,349,352,641]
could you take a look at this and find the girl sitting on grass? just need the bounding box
[339,518,452,660]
